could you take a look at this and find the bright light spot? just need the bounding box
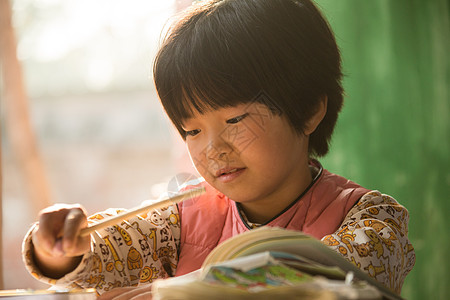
[13,0,176,94]
[86,57,114,91]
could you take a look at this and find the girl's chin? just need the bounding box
[212,188,256,204]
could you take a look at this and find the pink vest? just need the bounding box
[175,162,369,276]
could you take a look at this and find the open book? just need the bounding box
[152,227,402,300]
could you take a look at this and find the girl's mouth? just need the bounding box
[215,167,246,182]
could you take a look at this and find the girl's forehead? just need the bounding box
[177,87,276,123]
[186,102,255,116]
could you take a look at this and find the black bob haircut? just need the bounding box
[153,0,343,157]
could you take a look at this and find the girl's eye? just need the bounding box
[226,113,249,124]
[185,129,201,137]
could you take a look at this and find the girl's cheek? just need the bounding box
[224,123,260,154]
[187,144,208,176]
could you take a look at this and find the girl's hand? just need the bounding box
[98,285,153,300]
[31,204,91,278]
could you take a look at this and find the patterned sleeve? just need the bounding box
[22,204,181,295]
[321,191,415,294]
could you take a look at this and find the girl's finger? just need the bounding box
[113,286,153,300]
[97,286,138,300]
[35,205,70,254]
[31,224,54,256]
[98,284,153,300]
[62,207,88,255]
[130,291,153,300]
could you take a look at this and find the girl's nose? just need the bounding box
[205,135,233,161]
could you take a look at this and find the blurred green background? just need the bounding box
[317,1,449,299]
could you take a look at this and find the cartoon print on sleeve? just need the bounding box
[127,246,143,270]
[322,191,415,294]
[22,205,181,295]
[139,264,160,283]
[114,225,133,246]
[166,209,180,227]
[103,235,126,277]
[148,228,159,261]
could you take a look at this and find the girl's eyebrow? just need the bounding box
[226,112,249,123]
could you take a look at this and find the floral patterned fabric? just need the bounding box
[22,191,414,295]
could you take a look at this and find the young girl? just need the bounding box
[23,0,415,298]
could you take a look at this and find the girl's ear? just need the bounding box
[304,95,328,136]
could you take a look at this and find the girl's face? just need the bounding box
[182,102,313,223]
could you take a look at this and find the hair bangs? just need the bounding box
[154,0,343,155]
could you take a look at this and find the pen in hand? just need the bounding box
[79,187,206,237]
